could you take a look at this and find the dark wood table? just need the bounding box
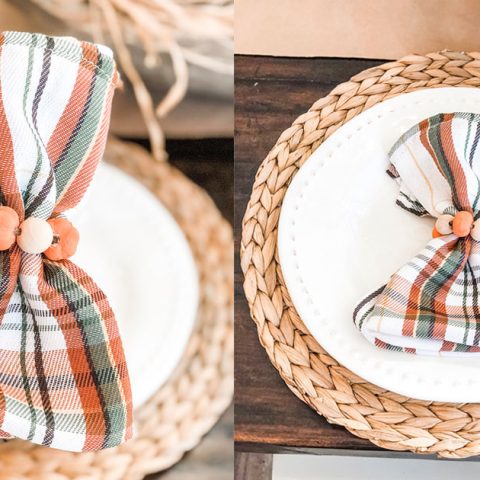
[234,54,430,478]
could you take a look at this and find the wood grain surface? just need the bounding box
[234,55,389,453]
[235,452,272,480]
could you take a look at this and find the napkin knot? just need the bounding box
[0,206,80,259]
[432,210,480,244]
[354,112,480,356]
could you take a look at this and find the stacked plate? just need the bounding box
[278,87,480,403]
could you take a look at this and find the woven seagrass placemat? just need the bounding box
[0,138,233,480]
[241,51,480,459]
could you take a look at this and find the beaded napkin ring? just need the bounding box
[0,32,132,452]
[0,206,79,259]
[433,210,480,241]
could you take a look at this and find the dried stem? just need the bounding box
[30,0,233,160]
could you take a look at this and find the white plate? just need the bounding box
[278,87,480,402]
[71,163,198,408]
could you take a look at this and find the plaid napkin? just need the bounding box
[354,112,480,356]
[0,32,132,451]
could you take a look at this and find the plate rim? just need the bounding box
[278,87,480,402]
[76,162,199,408]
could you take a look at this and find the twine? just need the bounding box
[241,51,480,459]
[0,138,233,479]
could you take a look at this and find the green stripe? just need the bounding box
[416,241,466,339]
[3,31,114,82]
[18,283,36,441]
[54,52,113,199]
[5,395,86,434]
[43,262,125,445]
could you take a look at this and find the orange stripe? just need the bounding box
[440,114,472,212]
[46,44,98,167]
[55,82,115,213]
[36,268,106,444]
[419,118,443,178]
[432,239,471,340]
[0,39,23,326]
[403,237,469,340]
[61,260,133,443]
[0,39,24,219]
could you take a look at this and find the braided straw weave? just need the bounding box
[0,138,233,479]
[241,51,480,459]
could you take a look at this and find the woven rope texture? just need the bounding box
[241,51,480,459]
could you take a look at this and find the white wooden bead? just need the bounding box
[435,214,454,235]
[471,221,480,242]
[17,217,53,254]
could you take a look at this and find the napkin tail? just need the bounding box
[354,235,480,355]
[0,257,132,451]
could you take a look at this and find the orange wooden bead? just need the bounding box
[452,210,474,237]
[0,206,19,250]
[432,226,443,238]
[44,218,79,261]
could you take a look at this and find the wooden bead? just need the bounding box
[44,218,79,261]
[471,221,480,242]
[432,226,442,238]
[452,211,474,237]
[435,214,454,235]
[0,206,19,250]
[17,217,53,254]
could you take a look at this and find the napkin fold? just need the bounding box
[0,32,132,451]
[354,112,480,356]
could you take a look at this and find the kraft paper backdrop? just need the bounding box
[235,0,480,59]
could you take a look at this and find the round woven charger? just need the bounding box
[241,51,480,459]
[0,138,233,479]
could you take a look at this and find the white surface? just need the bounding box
[71,163,198,408]
[273,454,480,480]
[278,87,480,402]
